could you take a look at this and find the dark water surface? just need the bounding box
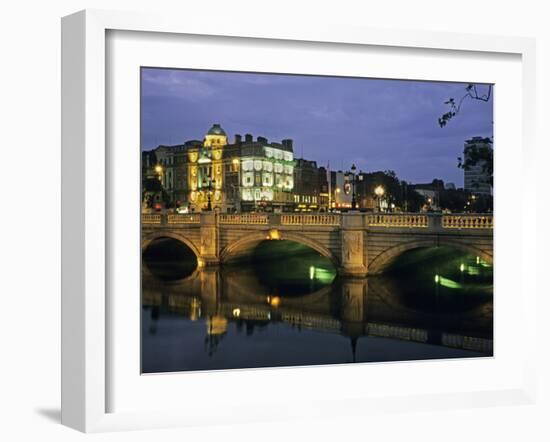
[142,240,493,373]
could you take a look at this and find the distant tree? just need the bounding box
[458,138,494,188]
[438,189,469,213]
[384,170,397,179]
[402,185,424,212]
[470,194,493,213]
[357,171,428,212]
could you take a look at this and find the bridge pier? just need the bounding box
[339,213,368,277]
[199,212,220,266]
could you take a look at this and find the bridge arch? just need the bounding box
[141,230,201,260]
[368,238,493,275]
[220,230,340,266]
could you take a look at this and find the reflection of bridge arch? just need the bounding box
[219,231,340,266]
[368,238,493,275]
[141,230,201,259]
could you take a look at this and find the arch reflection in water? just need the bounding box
[141,246,493,373]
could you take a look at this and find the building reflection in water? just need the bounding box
[142,258,493,373]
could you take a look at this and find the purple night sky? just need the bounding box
[141,68,493,186]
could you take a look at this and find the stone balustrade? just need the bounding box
[218,213,269,225]
[281,214,341,226]
[367,214,428,228]
[442,214,493,229]
[141,213,162,224]
[167,214,201,224]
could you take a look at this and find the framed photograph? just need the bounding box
[61,9,537,432]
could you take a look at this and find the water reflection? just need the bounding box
[142,246,493,373]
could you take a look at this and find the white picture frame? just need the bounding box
[61,9,537,433]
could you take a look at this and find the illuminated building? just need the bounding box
[142,124,297,212]
[186,124,228,211]
[237,134,296,212]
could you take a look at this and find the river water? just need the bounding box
[142,240,493,373]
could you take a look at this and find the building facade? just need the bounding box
[329,171,354,209]
[238,135,296,212]
[293,159,329,211]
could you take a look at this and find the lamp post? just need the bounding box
[154,165,164,211]
[206,178,216,211]
[202,175,214,211]
[350,164,357,210]
[232,158,240,213]
[374,185,385,212]
[335,187,341,209]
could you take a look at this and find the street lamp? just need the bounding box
[350,164,357,209]
[201,175,215,211]
[154,164,163,179]
[374,185,385,212]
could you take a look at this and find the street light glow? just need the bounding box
[374,185,385,197]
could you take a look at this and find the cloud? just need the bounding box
[308,105,347,121]
[142,69,215,101]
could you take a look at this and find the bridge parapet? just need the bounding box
[367,213,428,228]
[142,212,493,230]
[167,214,201,224]
[281,213,341,226]
[441,214,493,229]
[142,213,162,224]
[218,213,269,225]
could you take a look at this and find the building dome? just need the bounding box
[207,123,226,136]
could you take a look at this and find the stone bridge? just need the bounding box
[141,212,493,276]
